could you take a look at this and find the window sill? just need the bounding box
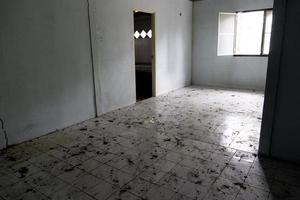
[233,54,269,57]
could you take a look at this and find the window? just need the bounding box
[263,10,273,55]
[134,30,152,39]
[235,11,264,55]
[218,9,273,56]
[218,13,236,56]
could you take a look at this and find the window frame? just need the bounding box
[217,12,237,56]
[233,8,273,57]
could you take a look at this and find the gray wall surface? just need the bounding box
[91,0,192,113]
[0,0,96,149]
[260,0,300,162]
[0,0,192,149]
[192,0,273,91]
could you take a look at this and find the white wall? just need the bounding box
[0,0,192,148]
[192,0,273,91]
[91,0,192,113]
[0,0,96,148]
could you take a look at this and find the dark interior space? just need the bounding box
[134,12,153,101]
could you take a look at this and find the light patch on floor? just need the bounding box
[1,87,300,200]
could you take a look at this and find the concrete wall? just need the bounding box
[0,0,192,149]
[260,0,300,162]
[91,0,192,113]
[192,0,273,91]
[0,0,96,149]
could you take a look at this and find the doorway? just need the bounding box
[133,11,155,101]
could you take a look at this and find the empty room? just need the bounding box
[1,0,300,200]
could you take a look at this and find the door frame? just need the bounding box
[132,9,157,101]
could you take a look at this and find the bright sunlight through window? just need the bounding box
[235,11,264,55]
[218,9,273,56]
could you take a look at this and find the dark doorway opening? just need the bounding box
[134,11,155,101]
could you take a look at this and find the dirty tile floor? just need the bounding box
[1,87,300,200]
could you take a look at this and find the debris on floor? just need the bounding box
[0,87,300,200]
